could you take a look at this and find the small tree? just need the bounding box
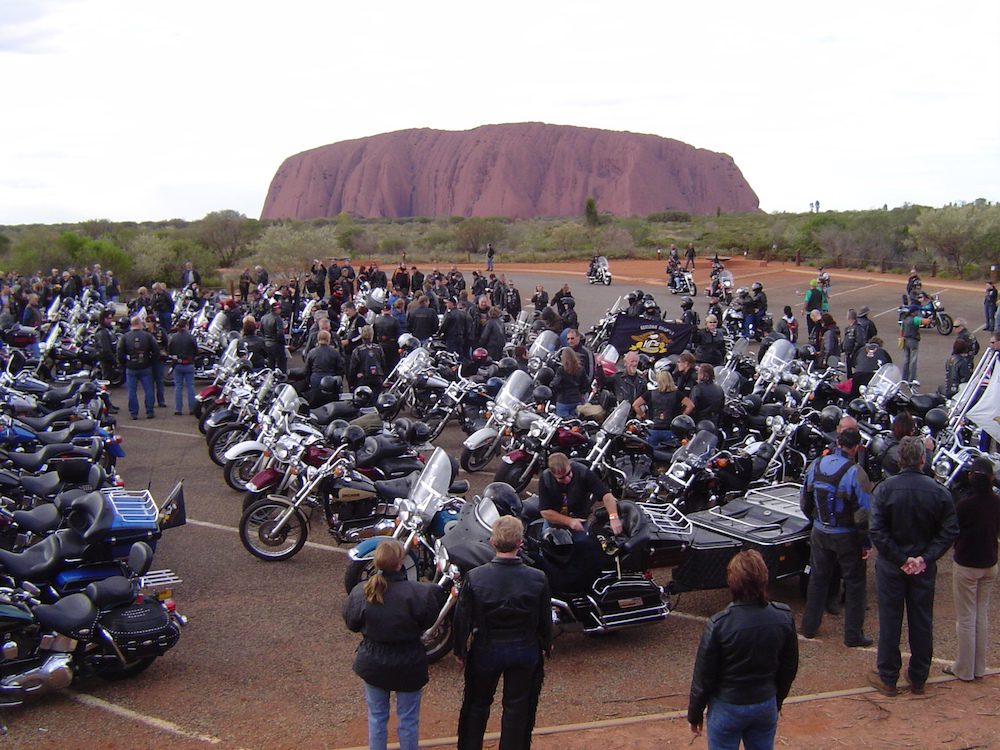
[455,218,506,262]
[194,210,260,267]
[585,197,600,227]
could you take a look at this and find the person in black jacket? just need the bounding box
[454,515,552,750]
[94,309,117,383]
[373,305,402,373]
[167,318,198,415]
[239,316,267,370]
[407,296,440,344]
[259,302,287,372]
[304,330,344,389]
[683,363,725,426]
[478,306,505,362]
[868,436,959,697]
[694,316,726,366]
[343,539,440,750]
[117,315,159,420]
[688,550,798,747]
[349,326,386,393]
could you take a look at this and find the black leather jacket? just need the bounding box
[452,557,552,661]
[688,600,798,726]
[869,468,959,567]
[259,312,285,346]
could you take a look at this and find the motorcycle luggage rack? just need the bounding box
[705,505,782,534]
[742,483,807,520]
[140,569,183,589]
[637,502,692,536]
[102,489,158,524]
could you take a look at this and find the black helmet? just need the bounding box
[344,425,366,451]
[633,289,644,300]
[670,414,696,440]
[398,333,420,353]
[541,526,575,566]
[483,482,522,517]
[485,376,505,393]
[643,298,656,310]
[326,418,350,444]
[532,385,553,403]
[392,417,413,439]
[625,292,637,305]
[534,365,555,386]
[681,296,693,309]
[751,281,763,292]
[497,357,519,378]
[472,347,490,365]
[407,421,431,445]
[848,398,873,418]
[741,393,763,414]
[353,386,374,408]
[695,419,717,436]
[319,375,340,393]
[819,405,843,433]
[375,392,399,416]
[924,407,948,433]
[564,298,576,308]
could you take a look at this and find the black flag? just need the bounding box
[609,315,694,359]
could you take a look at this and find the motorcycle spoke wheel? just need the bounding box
[224,451,263,492]
[460,442,496,473]
[495,459,535,493]
[937,315,953,336]
[208,425,248,467]
[239,500,308,561]
[422,615,454,664]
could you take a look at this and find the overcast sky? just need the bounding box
[2,0,998,225]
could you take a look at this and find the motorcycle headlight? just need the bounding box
[671,462,689,479]
[759,367,772,381]
[435,540,450,573]
[529,422,545,438]
[797,374,811,391]
[933,460,951,481]
[493,405,508,422]
[273,444,290,462]
[397,499,414,524]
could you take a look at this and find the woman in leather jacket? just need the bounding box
[688,550,798,748]
[343,539,441,750]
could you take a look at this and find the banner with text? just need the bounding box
[609,315,694,359]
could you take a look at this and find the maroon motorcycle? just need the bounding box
[493,407,592,492]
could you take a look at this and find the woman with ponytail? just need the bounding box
[343,539,441,750]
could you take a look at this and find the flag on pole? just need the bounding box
[609,315,694,359]
[966,367,1000,444]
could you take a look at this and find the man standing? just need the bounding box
[985,281,998,332]
[168,318,198,416]
[454,515,551,750]
[260,301,288,372]
[799,428,873,647]
[685,242,696,270]
[118,315,159,420]
[900,303,926,382]
[485,243,495,272]
[180,261,200,288]
[867,436,959,696]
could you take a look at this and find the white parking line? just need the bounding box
[873,306,901,318]
[186,517,349,554]
[830,282,882,298]
[69,692,230,745]
[117,423,202,439]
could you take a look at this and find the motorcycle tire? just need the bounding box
[690,283,697,296]
[224,451,263,492]
[242,488,267,512]
[198,403,221,435]
[239,498,308,561]
[936,314,954,336]
[95,656,157,681]
[494,458,536,494]
[460,440,498,473]
[603,276,611,286]
[423,614,454,664]
[425,411,450,441]
[207,423,250,467]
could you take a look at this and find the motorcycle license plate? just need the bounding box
[618,597,643,609]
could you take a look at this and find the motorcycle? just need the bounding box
[461,369,536,473]
[706,269,734,306]
[897,293,954,336]
[669,268,696,296]
[587,256,613,286]
[494,409,591,492]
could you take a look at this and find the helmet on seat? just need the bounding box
[924,407,948,433]
[344,425,366,451]
[407,421,431,445]
[534,366,555,386]
[353,386,374,408]
[471,347,490,365]
[532,385,553,403]
[483,482,522,517]
[319,375,340,393]
[325,418,350,444]
[375,393,398,416]
[541,526,575,566]
[818,405,844,433]
[392,417,413,439]
[497,357,519,378]
[670,415,696,440]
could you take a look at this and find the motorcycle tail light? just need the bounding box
[114,436,123,444]
[714,458,729,468]
[115,477,125,487]
[571,425,580,432]
[163,598,177,613]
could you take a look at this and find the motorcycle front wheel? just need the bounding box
[423,615,454,664]
[494,458,536,493]
[224,451,263,492]
[239,499,308,561]
[603,275,612,286]
[936,314,954,336]
[207,423,250,467]
[460,440,498,473]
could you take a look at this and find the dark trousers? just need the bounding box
[457,641,544,750]
[264,342,287,372]
[875,557,937,687]
[801,528,867,643]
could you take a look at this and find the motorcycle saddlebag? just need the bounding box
[99,601,180,659]
[669,527,742,593]
[687,499,811,581]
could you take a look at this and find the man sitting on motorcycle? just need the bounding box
[588,255,600,279]
[666,257,683,291]
[539,452,623,539]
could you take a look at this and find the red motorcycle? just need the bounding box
[494,409,592,492]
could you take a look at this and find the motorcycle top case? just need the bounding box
[92,489,162,559]
[687,499,810,581]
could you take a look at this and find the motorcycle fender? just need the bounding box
[196,385,221,402]
[224,440,267,462]
[205,409,236,429]
[348,537,384,562]
[464,427,499,451]
[246,467,282,493]
[502,450,530,465]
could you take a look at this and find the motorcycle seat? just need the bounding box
[18,409,76,432]
[373,477,413,501]
[84,576,135,609]
[12,503,62,534]
[68,492,115,544]
[310,401,359,426]
[448,479,469,495]
[0,529,85,580]
[379,456,425,477]
[909,394,945,415]
[6,441,100,472]
[651,448,675,463]
[20,472,64,499]
[33,592,98,637]
[356,435,407,466]
[40,384,80,405]
[34,420,96,446]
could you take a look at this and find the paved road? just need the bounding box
[5,261,996,749]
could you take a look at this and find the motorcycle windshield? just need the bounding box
[716,367,742,398]
[219,340,239,370]
[528,331,559,359]
[609,296,629,315]
[411,448,453,522]
[673,430,719,465]
[396,348,433,379]
[759,339,796,373]
[601,400,630,436]
[208,313,228,339]
[869,364,903,398]
[596,344,619,366]
[270,384,299,420]
[46,296,61,321]
[596,256,609,269]
[516,310,532,327]
[495,369,533,413]
[719,270,734,286]
[43,325,59,352]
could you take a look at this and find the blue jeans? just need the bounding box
[555,401,579,418]
[125,366,155,417]
[364,683,422,750]
[173,363,195,413]
[647,429,674,448]
[706,697,778,750]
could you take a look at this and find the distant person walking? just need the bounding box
[486,243,495,272]
[685,243,696,270]
[985,281,997,332]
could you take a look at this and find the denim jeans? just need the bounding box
[647,429,674,448]
[706,697,778,750]
[125,366,155,417]
[555,401,579,418]
[173,363,196,413]
[363,683,422,750]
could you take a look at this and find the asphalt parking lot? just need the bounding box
[4,260,998,749]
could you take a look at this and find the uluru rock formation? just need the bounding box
[261,123,760,220]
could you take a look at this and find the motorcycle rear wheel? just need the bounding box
[460,441,497,473]
[96,656,157,681]
[208,423,249,467]
[936,314,954,336]
[224,451,263,492]
[239,499,308,561]
[494,458,536,493]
